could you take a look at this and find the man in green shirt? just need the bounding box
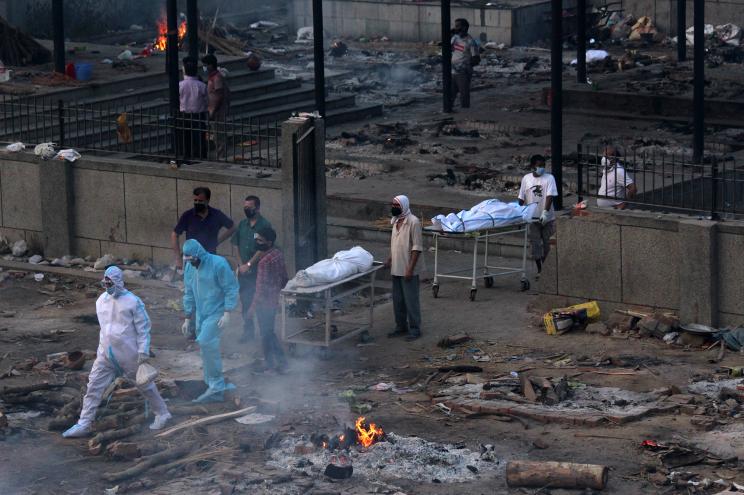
[231,195,272,342]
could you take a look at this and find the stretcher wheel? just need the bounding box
[469,289,477,301]
[432,284,439,298]
[520,279,530,291]
[359,330,372,343]
[484,276,494,288]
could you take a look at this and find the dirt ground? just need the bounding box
[0,257,742,494]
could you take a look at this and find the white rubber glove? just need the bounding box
[217,312,230,329]
[540,210,549,225]
[181,318,191,337]
[138,353,149,365]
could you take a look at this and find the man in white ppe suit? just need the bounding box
[63,266,171,438]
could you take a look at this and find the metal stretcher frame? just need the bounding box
[280,263,384,351]
[426,223,530,301]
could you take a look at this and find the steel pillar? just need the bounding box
[677,0,687,62]
[312,0,326,117]
[551,0,563,209]
[52,0,65,74]
[187,0,199,62]
[692,0,704,164]
[576,0,586,83]
[442,0,453,113]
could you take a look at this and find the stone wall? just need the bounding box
[0,153,283,267]
[537,209,744,327]
[289,0,555,46]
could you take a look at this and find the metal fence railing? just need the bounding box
[0,95,281,168]
[575,144,744,219]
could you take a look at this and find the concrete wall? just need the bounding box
[537,209,744,327]
[290,0,552,46]
[0,153,283,267]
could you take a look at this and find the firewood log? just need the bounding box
[102,442,195,482]
[506,461,609,490]
[88,424,142,455]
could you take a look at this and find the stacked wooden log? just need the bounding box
[0,16,51,67]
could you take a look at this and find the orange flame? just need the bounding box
[355,417,383,448]
[154,16,187,51]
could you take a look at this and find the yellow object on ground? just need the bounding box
[544,301,601,335]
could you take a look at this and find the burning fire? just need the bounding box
[355,416,383,448]
[154,16,187,51]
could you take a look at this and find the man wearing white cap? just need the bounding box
[62,266,171,438]
[385,195,423,341]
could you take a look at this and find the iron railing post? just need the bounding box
[711,156,719,219]
[577,143,583,202]
[57,99,65,148]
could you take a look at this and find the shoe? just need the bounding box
[387,329,407,338]
[193,389,224,404]
[62,423,91,438]
[405,333,422,342]
[149,412,172,430]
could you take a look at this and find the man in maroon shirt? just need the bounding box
[248,226,288,372]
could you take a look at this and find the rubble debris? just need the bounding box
[0,16,52,66]
[11,239,27,257]
[324,454,353,479]
[154,406,256,439]
[506,460,608,490]
[329,40,348,58]
[437,333,471,348]
[94,254,116,270]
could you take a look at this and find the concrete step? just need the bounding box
[74,68,279,107]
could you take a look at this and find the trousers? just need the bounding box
[79,352,168,427]
[238,272,257,336]
[257,307,286,367]
[452,73,472,108]
[392,275,421,336]
[528,220,555,261]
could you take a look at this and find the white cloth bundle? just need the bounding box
[286,246,374,289]
[431,199,537,233]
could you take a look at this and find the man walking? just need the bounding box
[518,154,558,274]
[202,54,231,159]
[231,195,272,342]
[172,186,236,268]
[63,267,171,437]
[385,195,423,342]
[451,18,480,109]
[181,239,239,403]
[247,226,288,372]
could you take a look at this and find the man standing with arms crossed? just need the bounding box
[385,195,423,342]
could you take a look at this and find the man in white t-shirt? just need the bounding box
[518,154,558,273]
[597,146,637,209]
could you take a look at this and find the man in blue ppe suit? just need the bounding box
[63,266,171,438]
[181,239,239,403]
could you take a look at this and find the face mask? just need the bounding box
[391,206,403,217]
[535,167,545,176]
[202,66,208,73]
[244,208,256,219]
[184,255,201,269]
[101,279,116,295]
[255,242,269,251]
[194,202,207,213]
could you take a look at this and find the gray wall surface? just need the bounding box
[0,154,283,266]
[608,0,744,36]
[537,210,744,327]
[289,0,554,46]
